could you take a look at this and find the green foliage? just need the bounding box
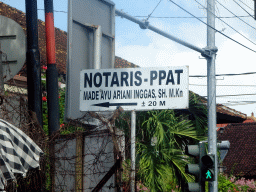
[41,74,73,135]
[135,110,205,191]
[115,92,208,191]
[205,174,256,192]
[59,87,65,125]
[188,91,208,137]
[217,174,238,192]
[60,125,84,135]
[122,159,131,183]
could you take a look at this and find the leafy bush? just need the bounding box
[205,174,256,192]
[232,177,256,192]
[41,68,65,134]
[218,174,238,192]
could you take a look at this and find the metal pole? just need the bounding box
[44,2,60,192]
[0,46,4,92]
[44,0,60,135]
[131,110,136,192]
[255,0,256,20]
[25,0,43,127]
[115,9,207,56]
[206,0,218,191]
[94,26,102,69]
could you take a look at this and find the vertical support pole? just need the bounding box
[94,26,102,69]
[255,0,256,20]
[44,0,60,135]
[44,1,60,191]
[75,132,84,192]
[111,6,115,69]
[207,0,218,191]
[0,46,4,92]
[131,110,136,192]
[25,0,43,127]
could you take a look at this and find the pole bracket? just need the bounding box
[139,20,149,29]
[201,46,218,59]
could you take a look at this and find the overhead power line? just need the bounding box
[147,0,162,20]
[38,9,67,13]
[198,101,256,106]
[193,0,256,47]
[218,101,256,106]
[220,103,256,106]
[202,93,256,97]
[190,84,256,86]
[168,0,256,53]
[216,0,256,32]
[227,101,256,103]
[233,0,254,19]
[189,71,256,77]
[236,0,254,11]
[135,15,251,19]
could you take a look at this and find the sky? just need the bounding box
[2,0,256,116]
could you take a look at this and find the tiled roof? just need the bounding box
[0,2,68,75]
[217,123,228,128]
[243,119,256,123]
[0,2,138,76]
[115,56,138,68]
[243,115,256,123]
[218,122,256,177]
[192,92,247,121]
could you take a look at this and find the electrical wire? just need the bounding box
[135,15,251,19]
[39,2,256,52]
[168,0,256,53]
[227,101,256,103]
[202,93,256,97]
[216,0,256,32]
[236,0,254,11]
[189,84,256,86]
[38,9,67,13]
[218,102,256,106]
[197,102,256,106]
[197,101,256,106]
[189,71,256,77]
[221,103,256,106]
[233,0,254,19]
[146,0,162,21]
[193,0,256,47]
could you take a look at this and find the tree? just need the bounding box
[187,91,208,137]
[136,109,206,191]
[116,92,208,191]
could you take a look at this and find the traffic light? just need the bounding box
[185,142,206,192]
[201,154,215,181]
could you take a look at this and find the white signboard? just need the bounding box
[80,66,189,111]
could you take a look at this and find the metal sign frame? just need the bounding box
[65,0,115,120]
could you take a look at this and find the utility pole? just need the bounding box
[206,0,218,191]
[130,110,136,192]
[44,0,60,135]
[0,46,3,92]
[25,0,43,127]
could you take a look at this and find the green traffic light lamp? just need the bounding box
[201,154,215,181]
